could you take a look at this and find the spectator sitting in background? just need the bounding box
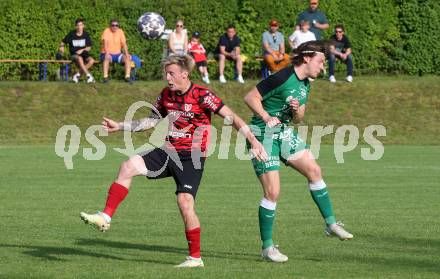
[216,24,244,84]
[168,19,188,56]
[262,19,290,73]
[296,0,329,40]
[188,31,210,84]
[59,18,95,83]
[328,24,353,83]
[100,19,132,83]
[288,20,316,50]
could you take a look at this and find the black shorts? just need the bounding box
[196,60,207,68]
[71,51,91,63]
[141,148,205,198]
[215,53,236,62]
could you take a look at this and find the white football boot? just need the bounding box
[175,256,204,268]
[80,211,110,232]
[262,245,288,263]
[86,74,95,84]
[346,75,353,83]
[329,75,336,83]
[72,73,80,83]
[325,221,353,240]
[219,75,227,83]
[237,75,245,84]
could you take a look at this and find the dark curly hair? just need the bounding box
[291,40,328,66]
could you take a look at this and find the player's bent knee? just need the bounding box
[177,193,194,212]
[118,161,133,179]
[307,164,322,181]
[265,192,279,202]
[118,156,147,179]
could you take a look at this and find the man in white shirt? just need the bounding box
[289,20,316,50]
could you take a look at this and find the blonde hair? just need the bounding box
[162,54,195,73]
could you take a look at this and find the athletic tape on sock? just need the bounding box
[102,212,112,223]
[309,179,327,191]
[260,198,277,210]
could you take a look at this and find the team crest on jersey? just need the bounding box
[184,104,192,112]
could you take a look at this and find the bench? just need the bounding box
[0,58,142,82]
[206,56,269,79]
[0,56,269,81]
[0,59,73,81]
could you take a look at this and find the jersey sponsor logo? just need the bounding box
[203,95,219,111]
[288,89,296,98]
[288,137,304,149]
[184,184,193,189]
[184,104,192,112]
[299,86,307,99]
[287,87,307,101]
[168,110,195,118]
[272,130,293,140]
[166,102,174,107]
[168,130,192,138]
[264,160,280,168]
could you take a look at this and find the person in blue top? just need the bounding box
[296,0,329,40]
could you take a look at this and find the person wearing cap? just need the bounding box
[296,0,329,40]
[188,31,210,84]
[262,20,290,73]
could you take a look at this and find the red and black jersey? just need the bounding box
[151,83,224,154]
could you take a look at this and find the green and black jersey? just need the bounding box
[250,66,310,131]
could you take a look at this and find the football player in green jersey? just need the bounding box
[244,41,353,263]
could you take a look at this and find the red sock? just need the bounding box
[185,227,201,258]
[103,182,128,218]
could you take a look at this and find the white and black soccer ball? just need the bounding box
[137,12,166,40]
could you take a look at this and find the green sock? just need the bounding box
[259,204,276,249]
[310,186,336,225]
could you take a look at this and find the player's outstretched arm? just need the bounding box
[217,105,268,162]
[102,116,159,133]
[244,87,281,128]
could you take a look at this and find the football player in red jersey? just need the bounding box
[80,54,267,268]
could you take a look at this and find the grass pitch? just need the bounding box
[0,145,439,278]
[1,76,440,145]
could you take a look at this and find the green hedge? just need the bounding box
[0,0,438,80]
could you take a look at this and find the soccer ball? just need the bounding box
[137,12,166,40]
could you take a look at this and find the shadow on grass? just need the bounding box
[0,243,176,265]
[332,233,440,273]
[0,243,123,262]
[76,238,260,261]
